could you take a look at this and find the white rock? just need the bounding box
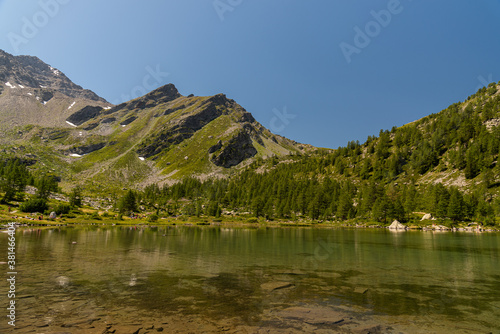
[421,213,433,221]
[389,220,406,230]
[56,276,70,287]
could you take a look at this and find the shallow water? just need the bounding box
[1,226,499,333]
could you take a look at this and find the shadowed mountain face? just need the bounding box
[0,51,310,190]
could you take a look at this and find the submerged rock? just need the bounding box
[261,281,294,292]
[278,306,346,326]
[56,276,70,287]
[354,287,368,294]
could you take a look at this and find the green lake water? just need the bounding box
[1,226,499,333]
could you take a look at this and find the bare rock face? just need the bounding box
[120,116,137,126]
[66,106,104,126]
[208,140,223,154]
[210,131,257,168]
[68,142,106,155]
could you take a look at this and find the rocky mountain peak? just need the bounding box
[0,49,106,103]
[147,83,181,101]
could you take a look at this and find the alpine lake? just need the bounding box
[1,225,499,333]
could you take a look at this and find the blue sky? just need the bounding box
[0,0,499,149]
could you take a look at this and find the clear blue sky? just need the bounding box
[1,0,499,149]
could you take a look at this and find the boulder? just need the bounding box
[49,211,57,219]
[421,213,432,221]
[388,220,406,230]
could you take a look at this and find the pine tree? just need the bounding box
[118,190,138,214]
[336,192,353,220]
[69,186,82,207]
[447,188,464,222]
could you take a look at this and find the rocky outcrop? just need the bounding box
[39,90,54,103]
[208,140,223,154]
[211,131,257,168]
[238,111,256,123]
[83,122,99,131]
[66,106,104,126]
[69,142,106,155]
[101,117,116,124]
[120,116,137,126]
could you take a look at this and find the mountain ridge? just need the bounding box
[0,50,312,193]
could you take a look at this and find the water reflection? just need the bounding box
[1,227,499,333]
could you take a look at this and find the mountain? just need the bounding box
[0,50,110,128]
[0,51,311,193]
[2,50,500,226]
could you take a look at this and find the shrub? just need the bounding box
[54,203,71,215]
[19,198,48,213]
[118,190,137,214]
[147,214,159,222]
